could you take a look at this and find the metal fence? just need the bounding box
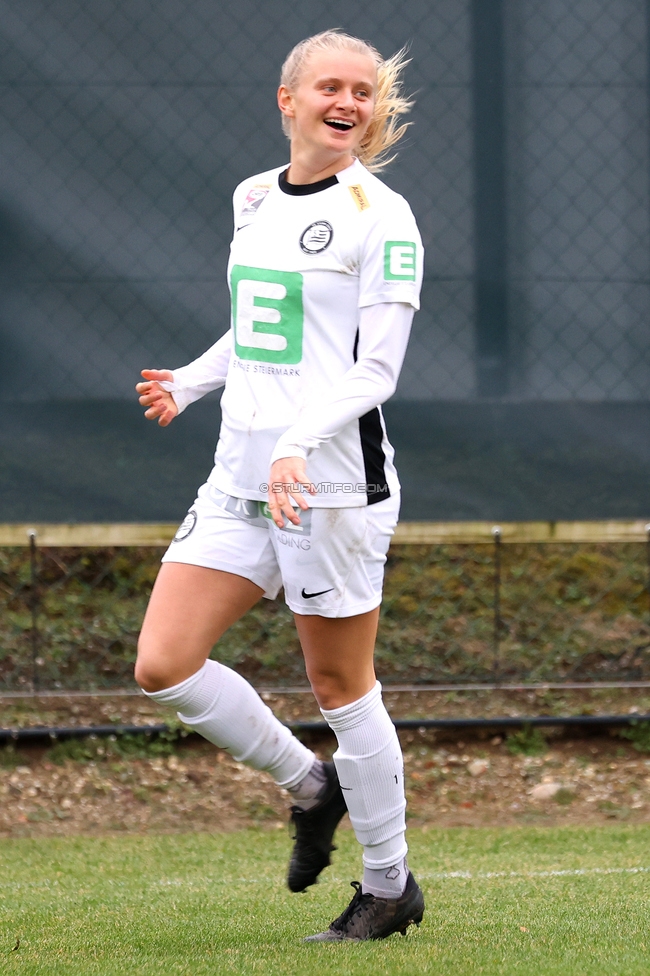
[2,0,474,402]
[3,525,649,693]
[2,1,650,524]
[3,0,648,402]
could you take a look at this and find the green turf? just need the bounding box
[1,826,649,975]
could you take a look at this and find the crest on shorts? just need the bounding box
[239,184,271,219]
[173,509,197,542]
[299,221,333,254]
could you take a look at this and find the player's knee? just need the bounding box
[134,645,174,693]
[307,670,347,710]
[134,660,162,693]
[314,689,345,710]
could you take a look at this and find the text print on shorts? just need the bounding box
[231,264,303,364]
[172,509,197,542]
[221,494,268,527]
[384,241,417,281]
[220,491,313,544]
[260,502,313,550]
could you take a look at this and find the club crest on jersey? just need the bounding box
[299,221,333,254]
[240,184,271,218]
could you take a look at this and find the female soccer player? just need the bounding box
[135,29,424,942]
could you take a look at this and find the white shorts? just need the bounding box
[161,483,400,618]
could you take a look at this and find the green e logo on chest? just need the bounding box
[231,265,303,364]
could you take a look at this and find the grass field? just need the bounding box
[1,825,649,975]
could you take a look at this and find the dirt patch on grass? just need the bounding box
[4,685,650,730]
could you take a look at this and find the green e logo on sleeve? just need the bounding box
[231,265,303,364]
[384,241,417,281]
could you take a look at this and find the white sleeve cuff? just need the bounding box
[156,331,232,414]
[159,378,193,415]
[269,442,309,465]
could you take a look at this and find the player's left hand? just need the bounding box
[267,457,316,528]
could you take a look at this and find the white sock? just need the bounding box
[321,681,408,897]
[361,855,408,898]
[286,759,327,811]
[142,660,314,789]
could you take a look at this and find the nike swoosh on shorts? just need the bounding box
[301,587,335,599]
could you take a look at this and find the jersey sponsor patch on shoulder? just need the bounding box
[384,241,417,281]
[239,184,271,218]
[299,221,333,254]
[348,184,370,211]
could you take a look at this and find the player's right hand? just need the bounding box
[267,456,316,528]
[136,369,179,427]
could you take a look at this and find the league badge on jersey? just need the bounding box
[299,221,333,254]
[239,184,271,219]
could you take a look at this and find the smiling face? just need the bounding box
[278,49,377,175]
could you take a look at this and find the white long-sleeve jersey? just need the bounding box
[162,158,423,507]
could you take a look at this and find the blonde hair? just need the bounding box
[279,29,413,172]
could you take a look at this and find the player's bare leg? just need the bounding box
[136,563,262,691]
[294,608,378,710]
[135,564,328,874]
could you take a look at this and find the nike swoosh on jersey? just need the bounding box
[300,587,335,599]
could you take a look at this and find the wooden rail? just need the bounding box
[1,520,648,546]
